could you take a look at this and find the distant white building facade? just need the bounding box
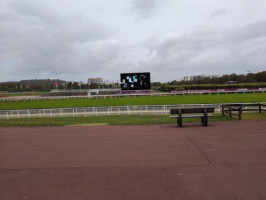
[181,74,220,81]
[88,78,103,84]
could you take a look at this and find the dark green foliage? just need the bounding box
[160,83,168,92]
[180,71,266,85]
[166,82,266,91]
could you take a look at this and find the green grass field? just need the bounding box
[1,93,266,110]
[0,113,265,127]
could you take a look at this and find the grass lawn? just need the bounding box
[0,113,265,127]
[1,93,266,110]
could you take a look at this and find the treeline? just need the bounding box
[151,71,266,92]
[1,71,265,92]
[0,79,120,92]
[160,83,266,92]
[0,79,64,92]
[169,71,266,85]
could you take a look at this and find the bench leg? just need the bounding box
[177,118,182,127]
[203,109,208,126]
[201,117,208,126]
[204,118,208,126]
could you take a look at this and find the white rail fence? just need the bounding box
[0,104,220,119]
[0,89,265,101]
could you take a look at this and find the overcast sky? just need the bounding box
[0,0,266,83]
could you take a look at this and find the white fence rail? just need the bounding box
[0,89,265,101]
[0,104,220,119]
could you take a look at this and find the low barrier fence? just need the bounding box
[0,104,220,119]
[221,103,266,120]
[0,88,265,101]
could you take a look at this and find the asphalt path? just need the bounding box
[1,120,266,200]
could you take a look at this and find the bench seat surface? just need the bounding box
[170,114,213,118]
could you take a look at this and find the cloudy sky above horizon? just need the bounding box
[0,0,266,83]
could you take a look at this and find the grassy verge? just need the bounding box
[1,93,266,110]
[0,113,265,127]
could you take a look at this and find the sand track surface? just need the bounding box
[1,120,266,200]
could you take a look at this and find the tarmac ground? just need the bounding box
[1,120,266,200]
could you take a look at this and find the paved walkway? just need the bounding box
[1,120,266,200]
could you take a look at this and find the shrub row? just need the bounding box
[165,83,266,91]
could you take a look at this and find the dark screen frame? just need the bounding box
[120,72,151,90]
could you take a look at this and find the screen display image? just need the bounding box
[120,72,151,90]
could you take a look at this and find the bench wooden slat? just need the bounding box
[170,115,213,118]
[170,108,214,114]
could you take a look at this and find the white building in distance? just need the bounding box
[181,74,220,81]
[88,78,103,84]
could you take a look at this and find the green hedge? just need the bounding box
[166,82,266,91]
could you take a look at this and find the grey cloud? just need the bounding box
[0,0,112,80]
[140,19,266,80]
[1,0,266,82]
[11,0,58,25]
[130,0,167,19]
[223,20,266,43]
[210,9,227,19]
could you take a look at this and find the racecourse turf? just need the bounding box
[1,93,266,110]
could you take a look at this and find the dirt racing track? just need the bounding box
[1,120,266,200]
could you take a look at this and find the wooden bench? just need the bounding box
[221,103,266,120]
[170,108,215,127]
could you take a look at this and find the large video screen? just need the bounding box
[120,72,151,90]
